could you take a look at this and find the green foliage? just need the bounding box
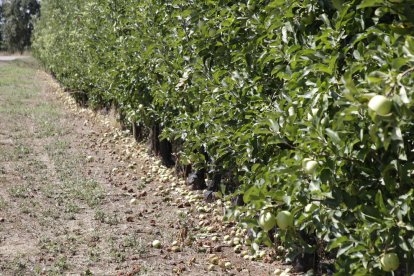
[0,4,3,49]
[1,0,40,53]
[33,0,414,273]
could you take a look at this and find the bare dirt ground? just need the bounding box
[0,53,30,60]
[0,58,293,275]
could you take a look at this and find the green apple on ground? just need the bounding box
[276,211,293,230]
[381,253,399,272]
[368,95,392,116]
[152,240,161,248]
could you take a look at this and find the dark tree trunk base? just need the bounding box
[186,169,207,190]
[132,122,146,142]
[150,124,174,167]
[293,231,320,273]
[159,138,174,167]
[118,111,128,131]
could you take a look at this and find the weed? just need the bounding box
[0,196,7,209]
[122,234,147,255]
[41,208,61,219]
[39,238,65,256]
[27,159,48,171]
[14,144,31,157]
[71,179,104,207]
[94,209,119,225]
[8,183,31,198]
[109,236,126,263]
[65,202,80,214]
[94,209,105,222]
[0,146,18,162]
[36,120,58,138]
[88,248,101,262]
[83,268,94,275]
[41,182,58,199]
[53,256,68,272]
[5,255,29,275]
[136,181,147,190]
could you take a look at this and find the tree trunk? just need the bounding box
[150,124,174,167]
[132,122,145,142]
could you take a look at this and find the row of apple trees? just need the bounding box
[33,0,414,274]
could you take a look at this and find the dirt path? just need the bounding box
[0,59,291,275]
[0,55,30,61]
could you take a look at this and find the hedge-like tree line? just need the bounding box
[33,0,414,274]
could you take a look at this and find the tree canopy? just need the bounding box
[1,0,40,53]
[0,3,4,49]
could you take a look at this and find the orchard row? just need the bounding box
[33,0,414,274]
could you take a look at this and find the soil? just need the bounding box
[0,58,293,275]
[0,55,29,61]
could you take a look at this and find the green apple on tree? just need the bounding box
[381,253,399,272]
[303,158,318,174]
[258,211,276,231]
[368,95,392,116]
[276,211,293,230]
